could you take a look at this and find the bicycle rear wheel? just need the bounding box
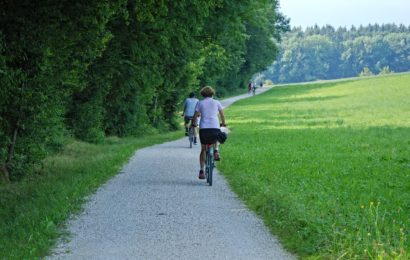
[207,149,213,186]
[188,127,194,148]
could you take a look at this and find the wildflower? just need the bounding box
[360,205,365,209]
[370,201,374,206]
[367,233,371,236]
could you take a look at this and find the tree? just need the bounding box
[0,0,123,180]
[263,24,410,84]
[1,0,285,180]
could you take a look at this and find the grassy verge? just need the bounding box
[219,73,410,258]
[0,131,181,259]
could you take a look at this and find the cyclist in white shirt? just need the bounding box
[182,92,199,144]
[192,86,226,179]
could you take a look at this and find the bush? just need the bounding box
[359,67,374,77]
[379,66,393,75]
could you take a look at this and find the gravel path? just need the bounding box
[49,87,294,260]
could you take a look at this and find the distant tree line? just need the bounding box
[0,0,289,181]
[263,23,410,83]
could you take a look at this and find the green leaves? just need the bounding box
[0,0,284,179]
[265,24,410,83]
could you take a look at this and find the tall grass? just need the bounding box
[0,132,181,259]
[219,73,410,258]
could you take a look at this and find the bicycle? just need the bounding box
[204,143,215,186]
[184,117,197,148]
[204,124,226,186]
[188,124,195,148]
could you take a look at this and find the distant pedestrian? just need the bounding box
[248,82,253,94]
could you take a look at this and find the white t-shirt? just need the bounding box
[183,98,199,117]
[196,97,223,129]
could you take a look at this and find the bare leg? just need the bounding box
[200,144,206,169]
[184,120,189,134]
[194,126,199,138]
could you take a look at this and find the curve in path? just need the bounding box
[49,86,294,260]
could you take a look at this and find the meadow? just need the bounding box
[219,73,410,258]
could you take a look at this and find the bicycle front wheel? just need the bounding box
[207,152,213,186]
[188,128,194,148]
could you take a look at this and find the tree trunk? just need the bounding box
[7,125,19,163]
[0,164,10,183]
[2,122,20,183]
[152,94,158,126]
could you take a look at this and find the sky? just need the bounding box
[279,0,410,29]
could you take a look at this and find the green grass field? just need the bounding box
[0,131,181,259]
[219,73,410,259]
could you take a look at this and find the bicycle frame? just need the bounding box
[188,126,195,148]
[205,143,215,186]
[187,118,197,148]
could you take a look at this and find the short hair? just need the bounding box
[200,86,215,98]
[189,92,195,98]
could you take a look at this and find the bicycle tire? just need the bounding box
[188,127,194,148]
[205,154,209,183]
[207,149,213,186]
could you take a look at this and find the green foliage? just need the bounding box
[0,0,125,179]
[359,66,374,77]
[379,66,393,75]
[219,73,410,258]
[265,24,410,83]
[0,0,287,179]
[200,0,289,92]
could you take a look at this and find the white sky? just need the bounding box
[279,0,410,28]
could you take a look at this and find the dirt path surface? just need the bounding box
[49,87,294,260]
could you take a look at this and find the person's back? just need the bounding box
[192,86,226,179]
[183,92,199,141]
[196,98,222,129]
[184,97,199,118]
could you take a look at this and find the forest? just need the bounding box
[263,23,410,83]
[0,0,289,181]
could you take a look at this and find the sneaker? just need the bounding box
[198,170,205,179]
[214,150,220,161]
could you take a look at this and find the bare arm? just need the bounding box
[219,109,226,126]
[182,100,187,116]
[192,111,200,126]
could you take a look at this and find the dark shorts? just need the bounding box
[199,128,221,144]
[184,116,193,124]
